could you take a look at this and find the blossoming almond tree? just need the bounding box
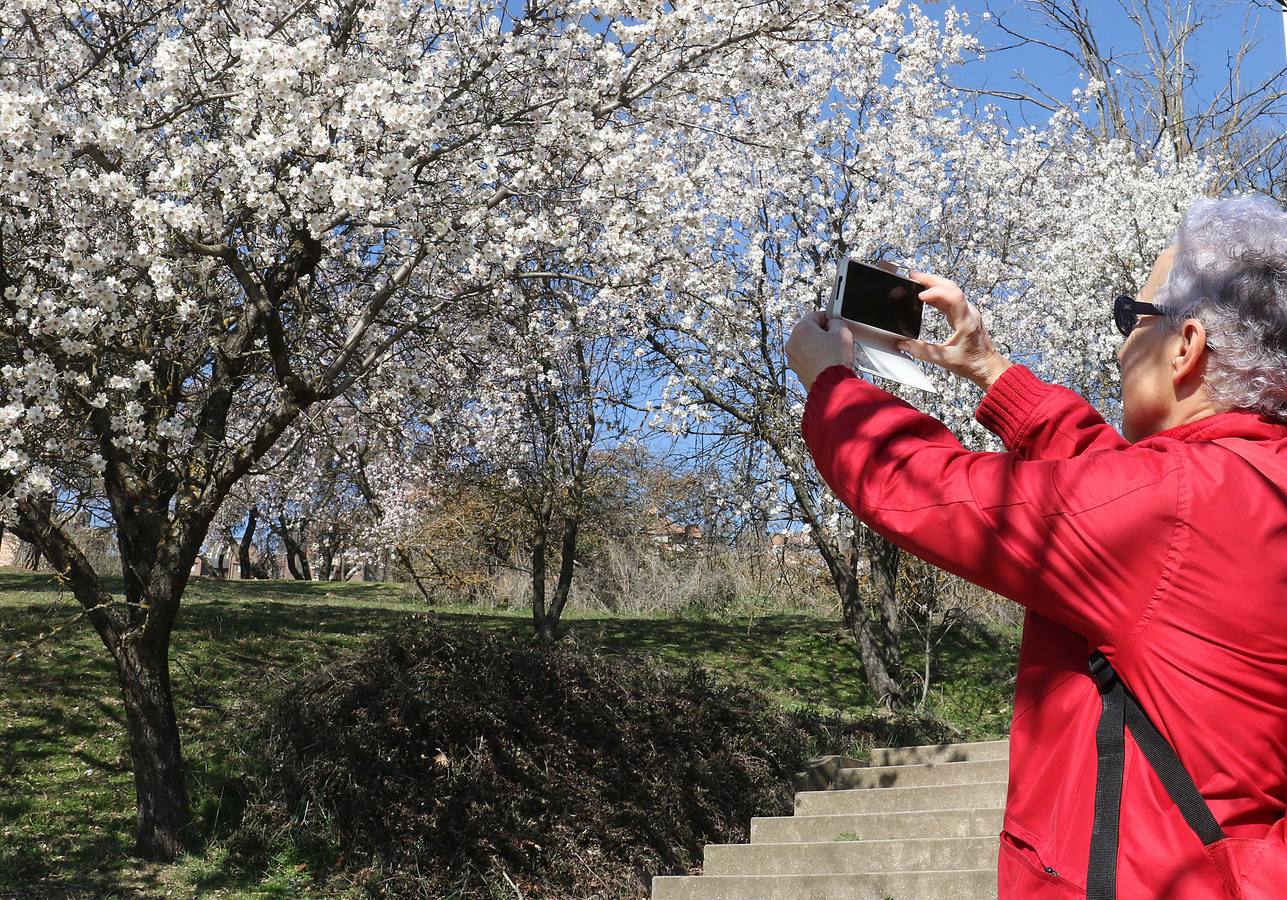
[634,4,1003,705]
[637,4,1213,704]
[0,0,849,858]
[466,277,645,644]
[360,260,652,640]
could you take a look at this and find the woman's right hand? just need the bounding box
[895,272,1014,391]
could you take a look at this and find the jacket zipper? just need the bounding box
[1044,866,1061,878]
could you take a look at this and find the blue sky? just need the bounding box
[936,1,1287,132]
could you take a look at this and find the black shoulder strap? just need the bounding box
[1086,651,1226,900]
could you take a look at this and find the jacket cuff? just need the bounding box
[974,363,1055,448]
[801,364,858,444]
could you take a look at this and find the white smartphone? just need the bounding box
[828,256,937,394]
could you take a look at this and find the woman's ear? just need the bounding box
[1172,318,1209,382]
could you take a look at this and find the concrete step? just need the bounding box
[704,835,998,876]
[796,780,1008,816]
[867,739,1009,767]
[650,739,1009,899]
[831,757,1009,790]
[793,755,868,792]
[651,868,997,899]
[751,807,1004,843]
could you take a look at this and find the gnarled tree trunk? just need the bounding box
[818,545,904,708]
[15,502,199,860]
[531,490,555,645]
[854,521,902,651]
[114,634,189,859]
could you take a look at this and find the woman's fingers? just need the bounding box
[897,337,949,367]
[901,272,978,356]
[918,284,964,305]
[909,270,953,288]
[916,285,969,321]
[911,274,972,330]
[901,271,1008,388]
[918,279,983,341]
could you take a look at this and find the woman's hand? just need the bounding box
[898,272,1013,391]
[785,309,855,392]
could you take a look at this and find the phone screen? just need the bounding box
[833,258,924,339]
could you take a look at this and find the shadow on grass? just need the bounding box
[0,569,416,608]
[0,568,80,593]
[0,834,139,899]
[185,577,415,606]
[0,595,426,895]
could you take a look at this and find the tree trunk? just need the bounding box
[277,517,310,580]
[853,520,902,646]
[320,545,336,581]
[801,509,904,706]
[10,500,194,861]
[833,562,903,708]
[238,507,258,579]
[531,492,555,646]
[283,544,302,580]
[114,635,189,860]
[542,515,580,642]
[771,445,906,706]
[396,545,436,605]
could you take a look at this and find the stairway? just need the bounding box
[650,739,1009,899]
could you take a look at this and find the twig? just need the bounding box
[571,847,610,895]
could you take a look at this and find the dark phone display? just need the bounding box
[834,259,924,339]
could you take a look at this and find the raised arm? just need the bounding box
[801,365,1182,649]
[974,364,1132,460]
[894,272,1132,460]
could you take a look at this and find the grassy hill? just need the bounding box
[0,571,1017,898]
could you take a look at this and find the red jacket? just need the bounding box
[801,362,1287,898]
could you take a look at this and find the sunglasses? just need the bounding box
[1113,294,1164,338]
[1113,294,1214,351]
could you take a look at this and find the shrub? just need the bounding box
[235,625,904,897]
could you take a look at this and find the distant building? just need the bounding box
[640,506,703,550]
[336,557,376,582]
[1,522,116,573]
[769,530,816,566]
[192,539,237,578]
[191,538,276,579]
[0,531,40,569]
[190,539,377,582]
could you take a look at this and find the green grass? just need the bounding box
[0,570,1018,897]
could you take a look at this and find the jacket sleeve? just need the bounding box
[801,365,1187,649]
[974,363,1132,459]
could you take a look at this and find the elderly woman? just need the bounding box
[785,195,1287,899]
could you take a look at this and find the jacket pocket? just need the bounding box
[1206,837,1287,900]
[999,830,1084,897]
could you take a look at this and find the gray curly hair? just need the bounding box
[1154,195,1287,419]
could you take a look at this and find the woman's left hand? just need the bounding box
[898,272,1013,391]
